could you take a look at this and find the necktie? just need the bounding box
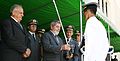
[32,34,36,41]
[18,22,23,30]
[55,35,59,44]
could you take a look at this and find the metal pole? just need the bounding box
[80,0,83,44]
[108,25,110,45]
[80,0,84,61]
[53,0,68,44]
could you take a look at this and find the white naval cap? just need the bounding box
[83,0,98,6]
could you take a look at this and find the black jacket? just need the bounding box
[27,32,40,61]
[0,18,28,61]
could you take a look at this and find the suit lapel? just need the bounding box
[10,18,26,34]
[49,31,59,45]
[28,33,34,41]
[57,36,63,46]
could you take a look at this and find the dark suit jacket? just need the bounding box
[0,18,28,61]
[42,31,63,61]
[27,32,40,61]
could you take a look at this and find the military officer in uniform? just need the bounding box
[83,2,109,61]
[63,25,79,61]
[27,19,41,61]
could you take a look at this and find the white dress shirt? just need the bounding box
[29,31,36,39]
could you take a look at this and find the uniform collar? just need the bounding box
[87,16,95,21]
[67,37,72,43]
[29,31,35,35]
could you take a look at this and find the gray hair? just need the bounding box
[50,20,60,27]
[10,4,23,14]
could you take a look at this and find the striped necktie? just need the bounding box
[55,35,59,44]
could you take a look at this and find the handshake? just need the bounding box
[61,44,71,51]
[22,48,31,58]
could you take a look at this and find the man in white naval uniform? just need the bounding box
[83,3,109,61]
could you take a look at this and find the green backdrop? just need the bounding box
[0,0,119,52]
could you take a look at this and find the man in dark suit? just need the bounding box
[27,19,40,61]
[42,20,71,61]
[0,4,31,61]
[63,25,79,61]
